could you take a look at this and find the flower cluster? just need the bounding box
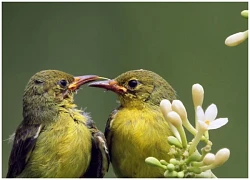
[225,10,248,47]
[145,84,230,178]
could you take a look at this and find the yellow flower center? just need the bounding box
[205,120,210,125]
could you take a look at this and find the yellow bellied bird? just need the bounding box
[89,69,176,177]
[7,70,109,178]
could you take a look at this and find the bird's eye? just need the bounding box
[128,79,138,88]
[59,80,68,88]
[34,80,43,84]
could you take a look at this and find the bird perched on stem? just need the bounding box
[7,70,109,178]
[89,69,176,177]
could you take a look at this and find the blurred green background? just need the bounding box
[2,2,248,178]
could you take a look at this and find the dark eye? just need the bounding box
[34,80,43,84]
[59,80,68,87]
[128,80,138,88]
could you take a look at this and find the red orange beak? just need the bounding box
[88,79,127,94]
[68,75,102,91]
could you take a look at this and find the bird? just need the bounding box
[6,70,109,178]
[88,69,176,177]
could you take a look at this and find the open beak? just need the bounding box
[68,75,105,91]
[88,79,127,94]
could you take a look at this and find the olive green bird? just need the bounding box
[89,69,176,177]
[7,70,109,178]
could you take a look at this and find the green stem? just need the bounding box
[189,129,204,155]
[195,108,198,129]
[176,126,188,148]
[204,130,209,139]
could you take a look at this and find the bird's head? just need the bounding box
[23,70,101,120]
[89,69,176,108]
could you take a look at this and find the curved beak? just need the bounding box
[88,79,127,94]
[68,75,106,91]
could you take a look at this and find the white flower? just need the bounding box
[192,84,204,108]
[172,100,187,120]
[196,104,228,130]
[203,153,215,165]
[160,100,182,143]
[241,10,248,18]
[213,148,230,167]
[167,111,182,127]
[225,30,248,47]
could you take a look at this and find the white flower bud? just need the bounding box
[167,111,182,127]
[167,163,175,171]
[161,100,182,142]
[172,100,187,120]
[213,148,230,167]
[167,136,182,148]
[241,10,248,18]
[177,171,184,178]
[164,170,178,178]
[145,157,162,167]
[169,158,178,165]
[192,84,204,108]
[225,30,248,47]
[160,160,168,166]
[203,153,215,165]
[160,99,172,117]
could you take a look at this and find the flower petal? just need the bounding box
[198,120,208,132]
[208,118,228,130]
[196,106,205,121]
[205,104,218,122]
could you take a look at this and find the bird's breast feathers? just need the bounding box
[21,110,92,177]
[109,107,173,177]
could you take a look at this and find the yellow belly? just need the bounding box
[20,112,92,178]
[110,107,173,177]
